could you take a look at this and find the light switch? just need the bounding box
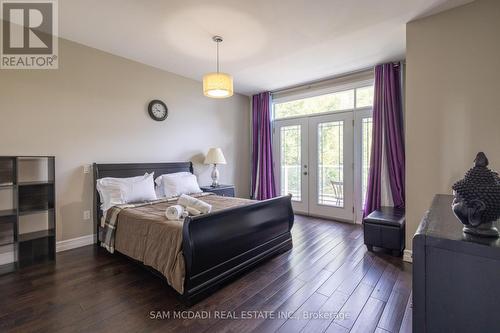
[83,164,90,174]
[83,210,91,220]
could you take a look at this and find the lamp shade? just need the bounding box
[204,148,227,165]
[203,72,233,98]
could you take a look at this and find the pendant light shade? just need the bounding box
[203,36,233,98]
[203,72,233,98]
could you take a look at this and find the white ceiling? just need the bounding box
[59,0,472,96]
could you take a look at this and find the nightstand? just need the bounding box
[200,184,235,197]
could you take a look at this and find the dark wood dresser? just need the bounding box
[413,194,500,333]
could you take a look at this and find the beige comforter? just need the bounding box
[113,194,254,294]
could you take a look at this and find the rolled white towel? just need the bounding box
[185,206,202,216]
[165,205,185,220]
[178,194,212,214]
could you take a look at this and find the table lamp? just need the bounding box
[204,148,226,187]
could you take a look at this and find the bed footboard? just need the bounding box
[181,195,294,305]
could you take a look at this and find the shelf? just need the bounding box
[0,209,17,218]
[16,156,55,160]
[18,229,55,242]
[0,155,56,270]
[0,262,16,275]
[0,158,15,186]
[18,207,54,216]
[0,223,15,246]
[18,181,54,186]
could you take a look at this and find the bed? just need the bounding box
[93,162,294,305]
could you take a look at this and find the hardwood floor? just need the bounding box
[0,215,412,333]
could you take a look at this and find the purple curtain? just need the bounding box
[251,92,276,200]
[364,63,405,216]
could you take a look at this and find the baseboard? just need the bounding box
[0,251,14,265]
[56,234,95,252]
[403,249,413,263]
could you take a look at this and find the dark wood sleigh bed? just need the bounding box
[93,162,294,305]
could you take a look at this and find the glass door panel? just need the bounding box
[309,112,354,221]
[280,125,301,201]
[354,109,373,222]
[318,121,344,207]
[273,118,308,213]
[361,117,373,207]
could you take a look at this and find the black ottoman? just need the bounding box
[363,207,405,256]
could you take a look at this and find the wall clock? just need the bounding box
[148,100,168,121]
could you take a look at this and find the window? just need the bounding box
[318,121,344,207]
[361,117,373,207]
[280,125,301,201]
[356,86,374,108]
[274,85,373,120]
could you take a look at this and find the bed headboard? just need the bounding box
[93,162,193,241]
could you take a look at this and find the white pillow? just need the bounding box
[155,172,191,197]
[96,181,128,212]
[122,173,157,203]
[97,174,145,211]
[162,173,202,198]
[96,173,156,211]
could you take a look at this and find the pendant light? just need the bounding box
[203,36,233,98]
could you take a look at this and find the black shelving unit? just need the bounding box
[0,156,55,273]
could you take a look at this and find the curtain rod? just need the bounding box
[270,60,405,96]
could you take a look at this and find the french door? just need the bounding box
[274,112,354,221]
[274,117,309,213]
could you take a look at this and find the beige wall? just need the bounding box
[0,38,250,241]
[406,0,500,250]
